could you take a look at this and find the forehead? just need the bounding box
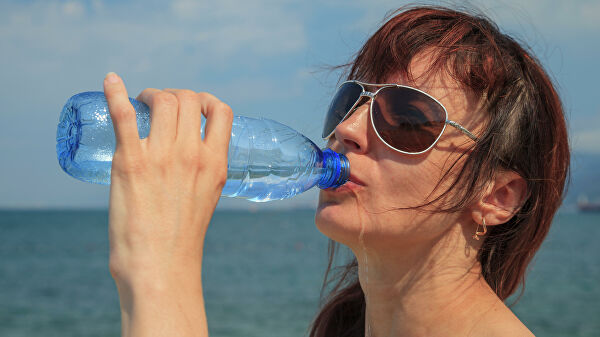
[382,51,482,124]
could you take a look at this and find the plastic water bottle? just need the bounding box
[56,91,350,202]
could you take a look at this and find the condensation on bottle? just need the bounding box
[56,91,349,202]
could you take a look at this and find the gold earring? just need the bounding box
[473,218,487,240]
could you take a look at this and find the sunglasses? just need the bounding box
[322,80,478,154]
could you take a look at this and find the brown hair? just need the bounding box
[310,5,570,337]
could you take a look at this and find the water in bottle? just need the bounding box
[56,91,349,202]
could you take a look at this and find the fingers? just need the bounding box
[137,88,178,147]
[140,89,233,154]
[127,82,232,159]
[104,73,142,153]
[164,89,203,143]
[197,92,234,154]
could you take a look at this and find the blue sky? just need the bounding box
[0,0,599,209]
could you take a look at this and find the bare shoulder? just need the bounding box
[476,301,535,337]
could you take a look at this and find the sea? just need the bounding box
[0,209,598,337]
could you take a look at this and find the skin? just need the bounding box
[104,72,231,337]
[315,52,533,337]
[104,47,533,336]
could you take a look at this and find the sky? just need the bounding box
[0,0,599,209]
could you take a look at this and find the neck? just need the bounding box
[353,223,500,337]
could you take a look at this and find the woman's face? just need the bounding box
[315,53,483,252]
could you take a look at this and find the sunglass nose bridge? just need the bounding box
[361,91,376,99]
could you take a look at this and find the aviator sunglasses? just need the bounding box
[322,80,478,154]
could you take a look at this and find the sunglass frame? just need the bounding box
[323,80,478,155]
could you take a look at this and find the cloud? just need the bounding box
[62,1,85,17]
[0,0,309,116]
[1,0,306,54]
[0,0,597,208]
[502,0,600,33]
[168,0,307,57]
[572,128,600,154]
[0,0,312,208]
[328,0,600,40]
[0,0,307,79]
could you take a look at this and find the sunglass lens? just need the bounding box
[322,82,363,138]
[372,87,446,153]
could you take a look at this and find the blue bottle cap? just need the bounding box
[317,148,350,189]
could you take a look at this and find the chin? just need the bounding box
[315,194,364,247]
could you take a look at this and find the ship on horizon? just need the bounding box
[577,195,600,212]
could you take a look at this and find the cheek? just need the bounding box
[365,165,438,210]
[374,152,464,209]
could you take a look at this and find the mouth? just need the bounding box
[323,174,365,195]
[348,174,365,186]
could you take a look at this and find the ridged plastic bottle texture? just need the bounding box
[56,91,349,202]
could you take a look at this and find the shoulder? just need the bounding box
[476,301,535,337]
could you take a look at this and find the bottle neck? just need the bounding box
[317,149,350,189]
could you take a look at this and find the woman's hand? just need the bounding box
[103,72,232,337]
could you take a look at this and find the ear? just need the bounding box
[471,170,528,226]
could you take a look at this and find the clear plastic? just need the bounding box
[56,91,349,202]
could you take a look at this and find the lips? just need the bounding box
[348,173,366,186]
[327,151,366,188]
[322,173,365,195]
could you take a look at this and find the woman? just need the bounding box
[103,6,569,337]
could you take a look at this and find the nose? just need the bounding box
[331,99,370,154]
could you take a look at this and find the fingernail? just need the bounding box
[105,72,120,84]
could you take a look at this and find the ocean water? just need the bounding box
[0,210,598,337]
